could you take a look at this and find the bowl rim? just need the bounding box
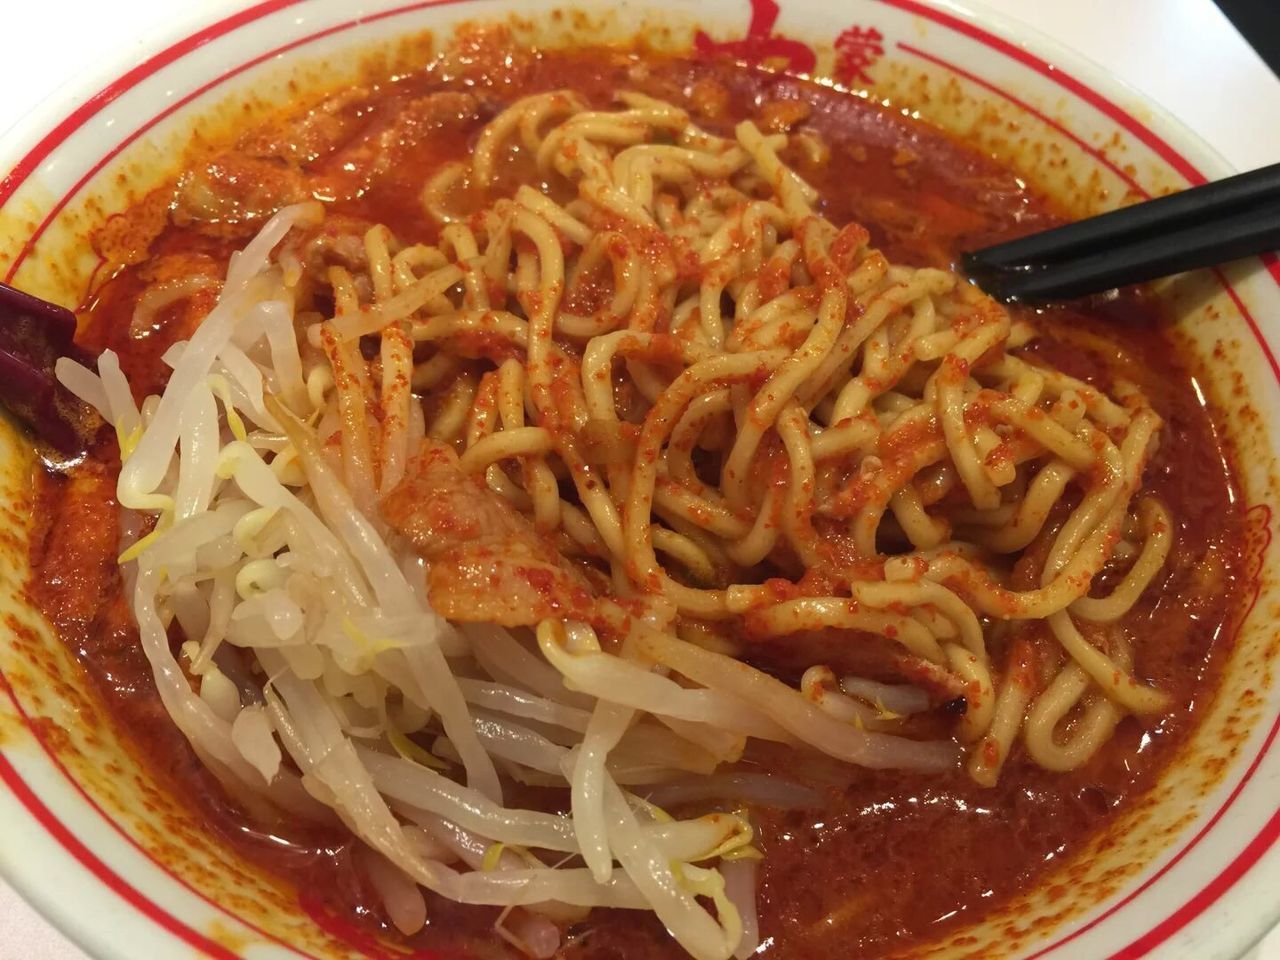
[1,2,1279,959]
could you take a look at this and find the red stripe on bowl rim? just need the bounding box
[1263,251,1280,286]
[0,661,333,960]
[0,1,1277,958]
[0,0,303,211]
[879,0,1210,187]
[895,41,1147,197]
[0,745,240,960]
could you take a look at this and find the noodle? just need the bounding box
[54,86,1177,960]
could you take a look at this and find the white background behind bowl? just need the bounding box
[1,0,1278,958]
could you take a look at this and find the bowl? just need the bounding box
[2,1,1279,958]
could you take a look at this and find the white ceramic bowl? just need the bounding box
[2,2,1279,958]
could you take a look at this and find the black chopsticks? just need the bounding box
[963,161,1280,303]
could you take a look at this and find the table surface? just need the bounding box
[2,1,1280,958]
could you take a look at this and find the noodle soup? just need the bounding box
[14,25,1254,960]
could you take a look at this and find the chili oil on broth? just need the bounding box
[27,40,1246,960]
